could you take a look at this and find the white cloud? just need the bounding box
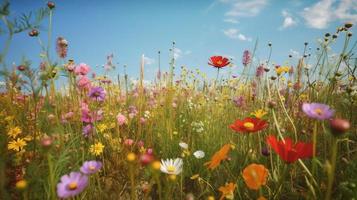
[238,33,252,41]
[143,55,155,65]
[335,0,357,22]
[301,0,333,29]
[223,18,239,24]
[224,0,268,17]
[223,28,252,41]
[301,0,357,29]
[280,10,297,29]
[289,49,300,57]
[223,28,239,39]
[173,48,182,59]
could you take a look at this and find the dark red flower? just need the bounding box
[208,56,230,68]
[229,117,268,133]
[266,135,313,163]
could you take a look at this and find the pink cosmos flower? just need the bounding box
[75,63,91,76]
[117,113,128,126]
[77,76,91,90]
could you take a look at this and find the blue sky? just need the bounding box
[2,0,357,81]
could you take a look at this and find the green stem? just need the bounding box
[325,138,338,200]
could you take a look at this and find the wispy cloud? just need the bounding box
[223,0,268,17]
[223,28,252,41]
[280,10,298,30]
[223,18,239,24]
[238,33,252,41]
[223,28,240,39]
[301,0,357,29]
[289,49,301,58]
[143,55,155,65]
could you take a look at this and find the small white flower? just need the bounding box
[160,158,183,175]
[179,142,188,149]
[193,150,205,159]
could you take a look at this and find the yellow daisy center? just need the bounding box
[89,165,96,171]
[314,108,323,115]
[217,60,222,65]
[68,182,78,190]
[243,122,255,129]
[167,165,176,173]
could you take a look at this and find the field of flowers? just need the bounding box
[0,2,356,200]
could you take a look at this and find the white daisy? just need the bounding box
[179,142,188,149]
[160,158,183,175]
[193,150,205,159]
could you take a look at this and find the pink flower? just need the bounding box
[77,76,91,90]
[117,113,127,126]
[75,63,91,76]
[140,117,146,124]
[138,140,144,148]
[124,138,134,146]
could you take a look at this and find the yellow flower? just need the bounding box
[251,109,267,119]
[8,138,27,152]
[151,161,161,170]
[16,180,27,190]
[97,123,108,133]
[7,127,22,138]
[127,152,136,162]
[275,66,290,76]
[90,142,105,156]
[207,196,215,200]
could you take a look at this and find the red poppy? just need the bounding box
[266,135,313,163]
[229,117,268,133]
[208,56,230,68]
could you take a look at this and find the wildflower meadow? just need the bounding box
[0,1,356,200]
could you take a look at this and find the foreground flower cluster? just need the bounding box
[0,2,356,199]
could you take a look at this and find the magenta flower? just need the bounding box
[57,172,88,199]
[75,63,91,75]
[80,160,102,175]
[88,86,106,102]
[302,103,334,120]
[81,103,103,123]
[242,50,252,67]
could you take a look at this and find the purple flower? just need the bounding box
[57,172,88,199]
[88,86,106,102]
[80,160,102,175]
[242,50,252,67]
[82,124,93,137]
[233,96,245,108]
[302,103,334,120]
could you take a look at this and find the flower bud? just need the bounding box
[47,1,55,9]
[268,100,276,108]
[330,118,350,136]
[344,22,353,29]
[28,29,39,37]
[17,65,27,71]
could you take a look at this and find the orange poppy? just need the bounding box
[218,182,236,200]
[242,163,268,190]
[204,144,231,170]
